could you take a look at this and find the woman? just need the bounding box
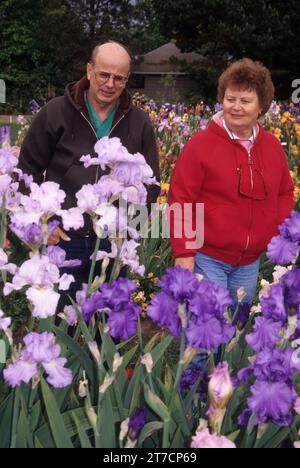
[168,58,294,308]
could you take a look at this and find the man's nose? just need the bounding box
[106,76,115,87]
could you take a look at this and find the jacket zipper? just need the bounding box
[248,150,254,191]
[237,148,254,265]
[80,111,127,184]
[109,114,126,137]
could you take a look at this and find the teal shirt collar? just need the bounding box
[84,91,119,139]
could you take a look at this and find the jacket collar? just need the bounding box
[65,76,132,124]
[210,111,264,145]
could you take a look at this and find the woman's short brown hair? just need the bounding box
[217,58,275,116]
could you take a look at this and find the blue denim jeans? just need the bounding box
[190,252,261,381]
[194,252,261,308]
[58,235,127,311]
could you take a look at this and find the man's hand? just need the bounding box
[47,227,71,246]
[175,257,195,272]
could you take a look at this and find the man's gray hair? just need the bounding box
[90,41,132,69]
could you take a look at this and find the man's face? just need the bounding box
[87,48,130,108]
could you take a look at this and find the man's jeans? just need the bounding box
[58,235,127,311]
[194,252,261,308]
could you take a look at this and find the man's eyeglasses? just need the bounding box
[92,68,129,87]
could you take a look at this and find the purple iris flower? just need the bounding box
[158,265,199,303]
[248,380,297,427]
[246,317,282,352]
[108,303,141,340]
[279,211,300,243]
[29,99,40,114]
[81,278,142,341]
[260,283,287,324]
[128,408,147,441]
[148,266,234,350]
[267,235,299,265]
[147,292,182,337]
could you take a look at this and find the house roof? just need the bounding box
[132,42,204,75]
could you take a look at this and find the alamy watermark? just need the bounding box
[97,199,205,251]
[292,79,300,104]
[0,79,6,104]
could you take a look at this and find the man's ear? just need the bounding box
[86,63,92,80]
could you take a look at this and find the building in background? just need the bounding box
[130,42,204,102]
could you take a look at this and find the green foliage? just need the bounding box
[151,0,300,99]
[0,0,168,113]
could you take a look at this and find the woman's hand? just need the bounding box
[175,257,195,273]
[47,227,71,246]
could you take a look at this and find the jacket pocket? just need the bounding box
[251,208,278,255]
[60,163,96,194]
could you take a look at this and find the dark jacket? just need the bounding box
[18,77,160,234]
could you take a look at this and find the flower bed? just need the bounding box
[0,99,299,448]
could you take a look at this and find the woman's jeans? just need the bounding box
[190,252,261,374]
[194,252,261,308]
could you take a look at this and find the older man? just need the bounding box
[18,41,160,304]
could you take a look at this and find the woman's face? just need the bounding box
[222,86,262,137]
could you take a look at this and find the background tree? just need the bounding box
[151,0,300,99]
[0,0,166,113]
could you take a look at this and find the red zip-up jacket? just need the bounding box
[168,118,294,266]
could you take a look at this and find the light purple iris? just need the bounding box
[81,137,132,170]
[0,174,12,197]
[13,168,33,188]
[46,246,81,268]
[10,222,44,248]
[79,137,158,208]
[0,248,17,275]
[9,220,60,249]
[0,147,18,174]
[76,184,101,213]
[59,207,84,231]
[4,332,73,388]
[3,253,74,319]
[21,332,61,363]
[42,358,73,388]
[10,181,66,227]
[119,240,145,276]
[0,310,11,331]
[4,360,38,387]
